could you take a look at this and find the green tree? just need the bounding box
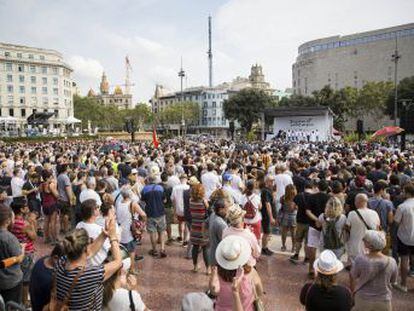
[355,81,393,119]
[386,76,414,131]
[223,88,273,132]
[158,101,199,126]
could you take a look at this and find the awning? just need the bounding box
[0,116,18,123]
[27,112,54,126]
[66,116,82,124]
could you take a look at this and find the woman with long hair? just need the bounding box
[54,216,122,310]
[300,250,352,311]
[189,182,210,274]
[40,169,59,244]
[318,197,347,259]
[241,179,262,243]
[279,184,298,252]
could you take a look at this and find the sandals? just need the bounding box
[159,250,167,258]
[148,250,159,257]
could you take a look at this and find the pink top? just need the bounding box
[222,227,261,266]
[215,275,254,311]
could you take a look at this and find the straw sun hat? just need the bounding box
[215,235,251,270]
[313,250,344,275]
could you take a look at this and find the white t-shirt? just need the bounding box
[76,221,109,266]
[79,189,102,207]
[171,183,190,216]
[103,288,145,311]
[346,208,380,258]
[11,176,25,197]
[222,185,243,206]
[167,175,180,189]
[394,198,414,246]
[240,193,262,224]
[274,173,293,201]
[201,171,221,199]
[116,200,134,244]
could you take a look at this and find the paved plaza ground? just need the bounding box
[36,226,414,311]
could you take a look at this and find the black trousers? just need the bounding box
[192,244,209,267]
[0,281,23,305]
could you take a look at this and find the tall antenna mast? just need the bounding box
[125,55,132,95]
[208,15,213,88]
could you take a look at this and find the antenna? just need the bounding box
[208,15,213,88]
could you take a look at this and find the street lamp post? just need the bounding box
[178,59,185,137]
[392,37,401,126]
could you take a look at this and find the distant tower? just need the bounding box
[125,55,132,95]
[208,15,213,88]
[100,72,109,94]
[178,57,185,101]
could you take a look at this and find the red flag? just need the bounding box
[152,125,159,148]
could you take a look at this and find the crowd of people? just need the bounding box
[0,137,413,311]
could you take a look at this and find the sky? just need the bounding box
[0,0,413,103]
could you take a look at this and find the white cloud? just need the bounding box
[68,55,104,79]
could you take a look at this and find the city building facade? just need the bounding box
[150,64,274,136]
[87,72,134,110]
[0,42,74,129]
[292,23,414,131]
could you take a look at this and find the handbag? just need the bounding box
[43,267,85,311]
[251,279,265,311]
[129,202,145,241]
[129,290,136,311]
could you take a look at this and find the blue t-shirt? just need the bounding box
[141,183,165,218]
[368,197,394,233]
[29,257,53,311]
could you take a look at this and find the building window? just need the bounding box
[30,65,36,73]
[19,97,24,104]
[31,97,37,105]
[28,54,34,59]
[42,97,48,105]
[31,76,36,84]
[18,64,24,72]
[212,102,216,108]
[4,51,10,57]
[53,88,58,95]
[19,86,25,94]
[31,87,36,94]
[42,87,47,94]
[52,67,58,75]
[53,77,58,85]
[7,75,12,82]
[8,95,13,104]
[17,53,22,59]
[19,75,24,83]
[9,109,14,117]
[203,102,208,108]
[6,63,12,71]
[53,98,59,105]
[40,55,45,60]
[41,66,47,74]
[7,85,13,93]
[21,109,26,117]
[42,77,47,85]
[54,109,59,118]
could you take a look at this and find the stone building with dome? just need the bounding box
[87,72,134,110]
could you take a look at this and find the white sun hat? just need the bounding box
[215,235,251,270]
[313,250,344,275]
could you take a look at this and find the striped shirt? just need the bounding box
[56,257,104,311]
[11,217,34,253]
[190,200,209,246]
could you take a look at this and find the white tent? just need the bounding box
[65,116,82,124]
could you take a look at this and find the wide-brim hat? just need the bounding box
[227,205,246,225]
[313,250,344,275]
[215,235,251,270]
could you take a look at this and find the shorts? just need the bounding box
[295,222,309,244]
[307,227,321,249]
[57,200,71,216]
[245,221,261,241]
[261,217,271,235]
[147,216,167,233]
[165,208,174,225]
[43,204,57,216]
[121,240,137,253]
[21,253,34,284]
[28,199,41,215]
[397,237,414,256]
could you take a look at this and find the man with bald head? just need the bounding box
[346,193,380,263]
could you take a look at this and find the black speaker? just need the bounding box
[356,119,364,134]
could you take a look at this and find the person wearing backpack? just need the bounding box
[240,180,262,242]
[318,197,347,259]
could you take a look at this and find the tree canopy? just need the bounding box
[223,88,275,132]
[156,101,200,126]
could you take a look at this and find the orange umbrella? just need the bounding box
[372,126,404,138]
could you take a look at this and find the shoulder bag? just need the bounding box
[355,209,376,231]
[128,290,136,311]
[251,278,265,311]
[130,201,145,241]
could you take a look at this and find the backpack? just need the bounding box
[243,196,256,219]
[323,216,343,250]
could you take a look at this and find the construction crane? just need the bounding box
[108,56,135,94]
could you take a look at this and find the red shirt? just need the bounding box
[11,217,35,253]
